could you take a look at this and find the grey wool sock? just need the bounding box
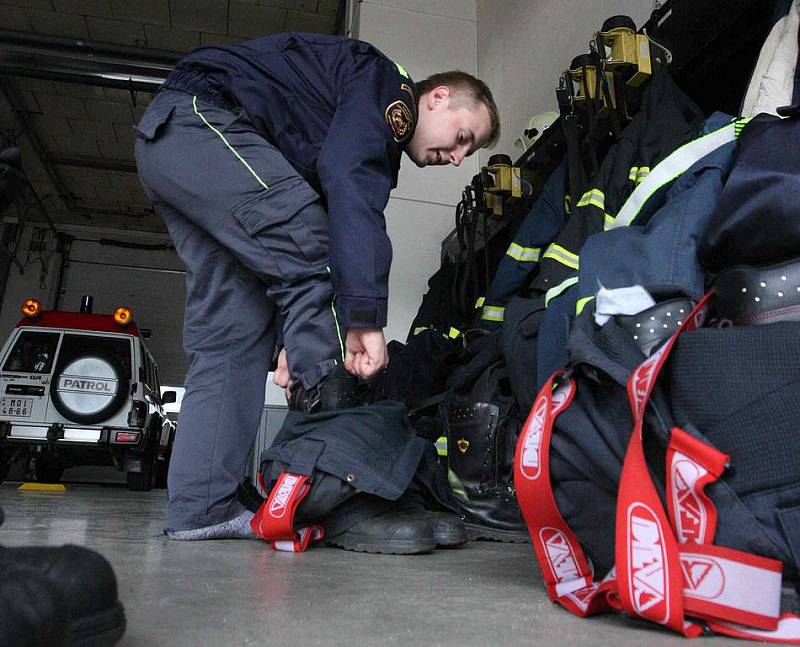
[166,510,257,541]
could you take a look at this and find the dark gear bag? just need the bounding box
[515,295,800,642]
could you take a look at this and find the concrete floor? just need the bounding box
[0,481,747,647]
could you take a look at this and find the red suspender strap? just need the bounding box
[666,427,729,545]
[616,294,712,637]
[514,373,614,616]
[250,471,324,553]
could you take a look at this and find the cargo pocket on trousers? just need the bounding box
[134,104,175,141]
[234,188,328,280]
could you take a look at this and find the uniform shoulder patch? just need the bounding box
[385,100,413,143]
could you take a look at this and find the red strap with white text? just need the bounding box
[514,373,617,616]
[250,471,324,552]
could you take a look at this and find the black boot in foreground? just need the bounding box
[0,545,126,646]
[0,508,126,646]
[0,565,69,647]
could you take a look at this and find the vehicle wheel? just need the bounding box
[154,458,169,489]
[126,467,154,492]
[50,352,130,425]
[34,457,64,484]
[0,451,12,484]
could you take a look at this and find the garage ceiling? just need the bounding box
[0,0,342,236]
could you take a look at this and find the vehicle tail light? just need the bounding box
[113,306,132,326]
[21,299,41,318]
[127,401,147,427]
[115,431,140,443]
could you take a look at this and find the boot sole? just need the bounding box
[326,536,437,555]
[464,524,530,543]
[435,531,468,548]
[69,600,126,647]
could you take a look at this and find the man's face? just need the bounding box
[406,86,492,168]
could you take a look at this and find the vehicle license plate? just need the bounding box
[0,397,33,417]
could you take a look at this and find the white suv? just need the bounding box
[0,297,176,491]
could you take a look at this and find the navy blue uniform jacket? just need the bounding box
[163,32,418,329]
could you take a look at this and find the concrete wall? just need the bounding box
[476,0,656,160]
[351,0,480,344]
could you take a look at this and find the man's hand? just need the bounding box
[273,348,291,400]
[344,328,388,380]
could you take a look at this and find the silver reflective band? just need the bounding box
[481,305,505,322]
[608,121,739,230]
[543,244,579,270]
[545,276,579,307]
[507,242,541,262]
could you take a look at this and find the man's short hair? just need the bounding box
[416,71,500,148]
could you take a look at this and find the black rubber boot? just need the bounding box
[402,510,467,548]
[0,565,69,647]
[395,493,468,548]
[325,508,438,555]
[447,401,529,543]
[0,545,126,646]
[288,366,365,413]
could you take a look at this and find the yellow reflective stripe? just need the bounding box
[629,166,651,184]
[604,213,616,228]
[435,436,448,457]
[506,242,541,262]
[545,276,579,307]
[576,295,595,315]
[734,117,751,137]
[394,61,409,78]
[447,327,461,339]
[481,305,505,322]
[192,96,269,191]
[577,188,605,210]
[542,243,579,270]
[326,267,345,362]
[564,194,572,215]
[474,296,485,308]
[413,326,429,336]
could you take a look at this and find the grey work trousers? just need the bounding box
[134,90,344,531]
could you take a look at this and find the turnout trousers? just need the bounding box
[134,90,344,531]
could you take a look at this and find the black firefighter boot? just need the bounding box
[0,506,126,646]
[323,493,438,555]
[0,566,69,647]
[446,403,529,542]
[288,365,366,413]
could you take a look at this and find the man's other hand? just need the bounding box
[344,328,388,380]
[273,348,291,400]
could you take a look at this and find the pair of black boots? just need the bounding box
[0,507,125,647]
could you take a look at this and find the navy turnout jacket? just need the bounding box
[163,32,418,329]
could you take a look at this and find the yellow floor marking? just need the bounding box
[18,482,66,492]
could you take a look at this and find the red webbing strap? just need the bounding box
[514,373,613,616]
[666,427,729,545]
[250,471,324,553]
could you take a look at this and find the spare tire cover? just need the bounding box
[52,355,127,423]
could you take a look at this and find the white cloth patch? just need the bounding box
[594,285,656,326]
